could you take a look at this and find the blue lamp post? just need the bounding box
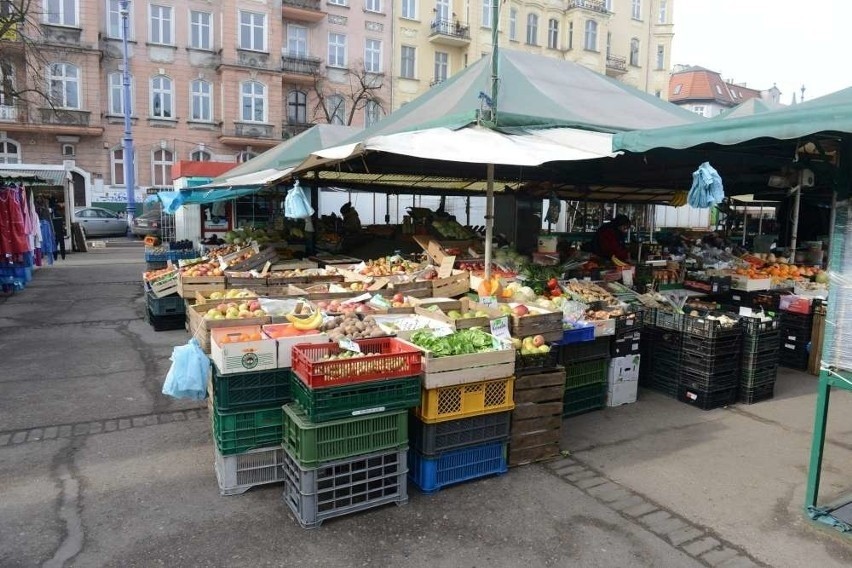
[119,0,136,223]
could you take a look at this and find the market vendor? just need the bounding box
[340,202,361,234]
[584,214,631,262]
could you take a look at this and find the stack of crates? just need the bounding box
[678,315,743,410]
[145,291,186,331]
[779,310,814,370]
[210,362,292,495]
[408,369,515,493]
[739,316,780,404]
[283,338,422,528]
[560,337,610,417]
[639,313,683,398]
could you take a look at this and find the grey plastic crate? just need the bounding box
[409,411,511,456]
[281,446,408,529]
[214,445,287,496]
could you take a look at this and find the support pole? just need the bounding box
[119,0,136,222]
[758,205,763,236]
[791,186,802,253]
[805,373,832,508]
[827,191,837,264]
[484,163,495,281]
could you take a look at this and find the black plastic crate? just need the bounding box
[742,316,780,337]
[680,367,740,392]
[678,385,737,410]
[516,348,560,375]
[612,331,642,357]
[646,377,679,398]
[779,311,813,330]
[560,337,611,364]
[740,365,778,388]
[615,310,644,334]
[654,310,684,332]
[409,411,511,456]
[779,350,809,370]
[145,290,185,316]
[562,382,606,418]
[680,335,742,359]
[779,326,812,344]
[742,329,781,350]
[739,382,775,405]
[741,349,780,369]
[682,315,743,340]
[145,308,185,332]
[680,350,740,374]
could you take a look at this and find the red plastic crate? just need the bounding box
[292,337,423,389]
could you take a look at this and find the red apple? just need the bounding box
[532,335,545,347]
[392,293,405,303]
[512,305,530,317]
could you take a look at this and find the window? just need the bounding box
[656,44,664,70]
[567,21,573,49]
[433,51,448,83]
[326,94,345,125]
[47,63,79,109]
[547,19,558,49]
[108,71,133,115]
[365,0,381,13]
[400,46,416,79]
[0,138,20,163]
[482,0,494,29]
[629,38,640,66]
[190,11,212,50]
[603,0,612,10]
[673,83,682,95]
[692,105,705,116]
[152,148,173,186]
[606,31,612,57]
[715,84,723,95]
[239,11,266,51]
[631,0,641,19]
[509,8,517,41]
[584,20,597,51]
[434,0,449,21]
[525,14,538,45]
[240,81,266,122]
[364,39,382,73]
[107,0,130,39]
[328,33,347,68]
[287,25,308,58]
[190,148,211,161]
[0,63,15,106]
[328,0,347,5]
[150,75,173,118]
[236,150,256,163]
[111,148,125,185]
[287,90,307,124]
[658,0,667,23]
[401,0,416,20]
[190,79,212,122]
[45,0,77,26]
[365,100,381,127]
[149,4,173,45]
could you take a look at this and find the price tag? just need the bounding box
[480,295,498,307]
[432,325,454,338]
[260,261,272,277]
[738,306,754,317]
[369,294,391,309]
[339,338,361,353]
[489,316,511,341]
[437,255,456,279]
[342,292,372,305]
[219,257,229,271]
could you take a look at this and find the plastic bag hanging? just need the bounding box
[162,338,209,401]
[284,180,315,220]
[687,162,725,209]
[545,192,562,224]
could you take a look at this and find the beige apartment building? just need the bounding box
[0,0,391,209]
[392,0,674,109]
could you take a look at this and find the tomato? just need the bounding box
[547,277,559,290]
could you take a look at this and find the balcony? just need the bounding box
[430,78,445,88]
[236,49,270,70]
[282,122,313,139]
[605,54,627,76]
[39,108,91,126]
[282,0,325,23]
[566,0,609,14]
[39,23,83,46]
[218,122,279,148]
[0,104,18,122]
[429,19,471,47]
[281,52,322,83]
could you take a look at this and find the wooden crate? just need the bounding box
[224,274,268,289]
[228,246,278,271]
[415,298,502,330]
[509,304,563,342]
[186,303,270,354]
[411,297,463,313]
[388,278,433,299]
[431,270,470,298]
[178,275,225,298]
[509,368,564,467]
[403,338,515,389]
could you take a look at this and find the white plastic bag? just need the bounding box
[284,180,314,220]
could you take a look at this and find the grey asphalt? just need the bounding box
[0,246,850,567]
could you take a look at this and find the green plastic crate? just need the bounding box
[210,402,285,455]
[564,358,608,390]
[562,382,606,418]
[281,403,408,468]
[290,374,421,423]
[212,365,292,411]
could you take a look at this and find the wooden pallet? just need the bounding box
[509,368,564,467]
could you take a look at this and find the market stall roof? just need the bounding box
[714,98,784,120]
[0,168,65,186]
[144,187,262,213]
[200,124,356,190]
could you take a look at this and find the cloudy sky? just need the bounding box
[672,0,851,102]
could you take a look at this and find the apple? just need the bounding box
[253,309,265,317]
[392,293,405,303]
[512,305,530,317]
[248,300,260,312]
[511,338,522,350]
[532,335,545,347]
[447,310,462,320]
[537,345,550,354]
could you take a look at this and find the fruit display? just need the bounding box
[389,293,413,309]
[226,249,257,267]
[201,289,256,302]
[456,262,517,279]
[144,267,177,281]
[223,227,285,246]
[264,324,317,338]
[204,300,266,320]
[409,328,499,357]
[218,331,264,343]
[584,307,627,321]
[285,309,324,331]
[477,276,502,298]
[563,280,619,306]
[446,308,492,321]
[511,335,551,356]
[180,261,224,278]
[734,263,823,282]
[205,244,244,259]
[358,257,424,277]
[320,314,386,341]
[315,299,376,316]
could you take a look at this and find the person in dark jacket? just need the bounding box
[587,214,631,262]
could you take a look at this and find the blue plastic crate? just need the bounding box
[558,324,595,345]
[408,441,507,494]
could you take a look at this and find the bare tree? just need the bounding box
[311,60,385,127]
[0,0,59,108]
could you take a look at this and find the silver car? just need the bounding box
[74,207,128,237]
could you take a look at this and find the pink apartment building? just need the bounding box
[0,0,391,210]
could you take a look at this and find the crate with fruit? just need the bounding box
[406,328,515,389]
[494,303,563,343]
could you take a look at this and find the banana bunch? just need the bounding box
[611,256,629,267]
[286,309,324,331]
[670,191,688,207]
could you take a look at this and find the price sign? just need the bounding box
[342,292,372,305]
[479,296,498,307]
[489,316,511,341]
[739,306,754,317]
[431,325,455,338]
[219,257,229,271]
[338,338,361,353]
[437,255,456,279]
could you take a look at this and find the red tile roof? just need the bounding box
[669,66,761,107]
[172,161,237,179]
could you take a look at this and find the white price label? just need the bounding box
[489,316,511,341]
[369,294,391,309]
[339,338,362,353]
[437,255,456,278]
[432,326,455,338]
[342,292,372,305]
[479,296,498,307]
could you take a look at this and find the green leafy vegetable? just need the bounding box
[410,328,497,357]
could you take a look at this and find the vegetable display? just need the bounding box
[410,328,497,357]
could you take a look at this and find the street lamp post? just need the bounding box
[119,0,136,223]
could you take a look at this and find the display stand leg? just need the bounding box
[805,372,831,509]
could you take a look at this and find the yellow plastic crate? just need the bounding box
[415,377,515,424]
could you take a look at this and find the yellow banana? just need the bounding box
[612,255,627,267]
[291,310,324,331]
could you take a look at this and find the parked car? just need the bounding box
[74,207,128,237]
[131,208,162,238]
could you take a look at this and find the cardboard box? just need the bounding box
[730,275,772,292]
[607,380,638,407]
[431,269,471,298]
[608,355,641,385]
[211,326,277,374]
[262,324,329,368]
